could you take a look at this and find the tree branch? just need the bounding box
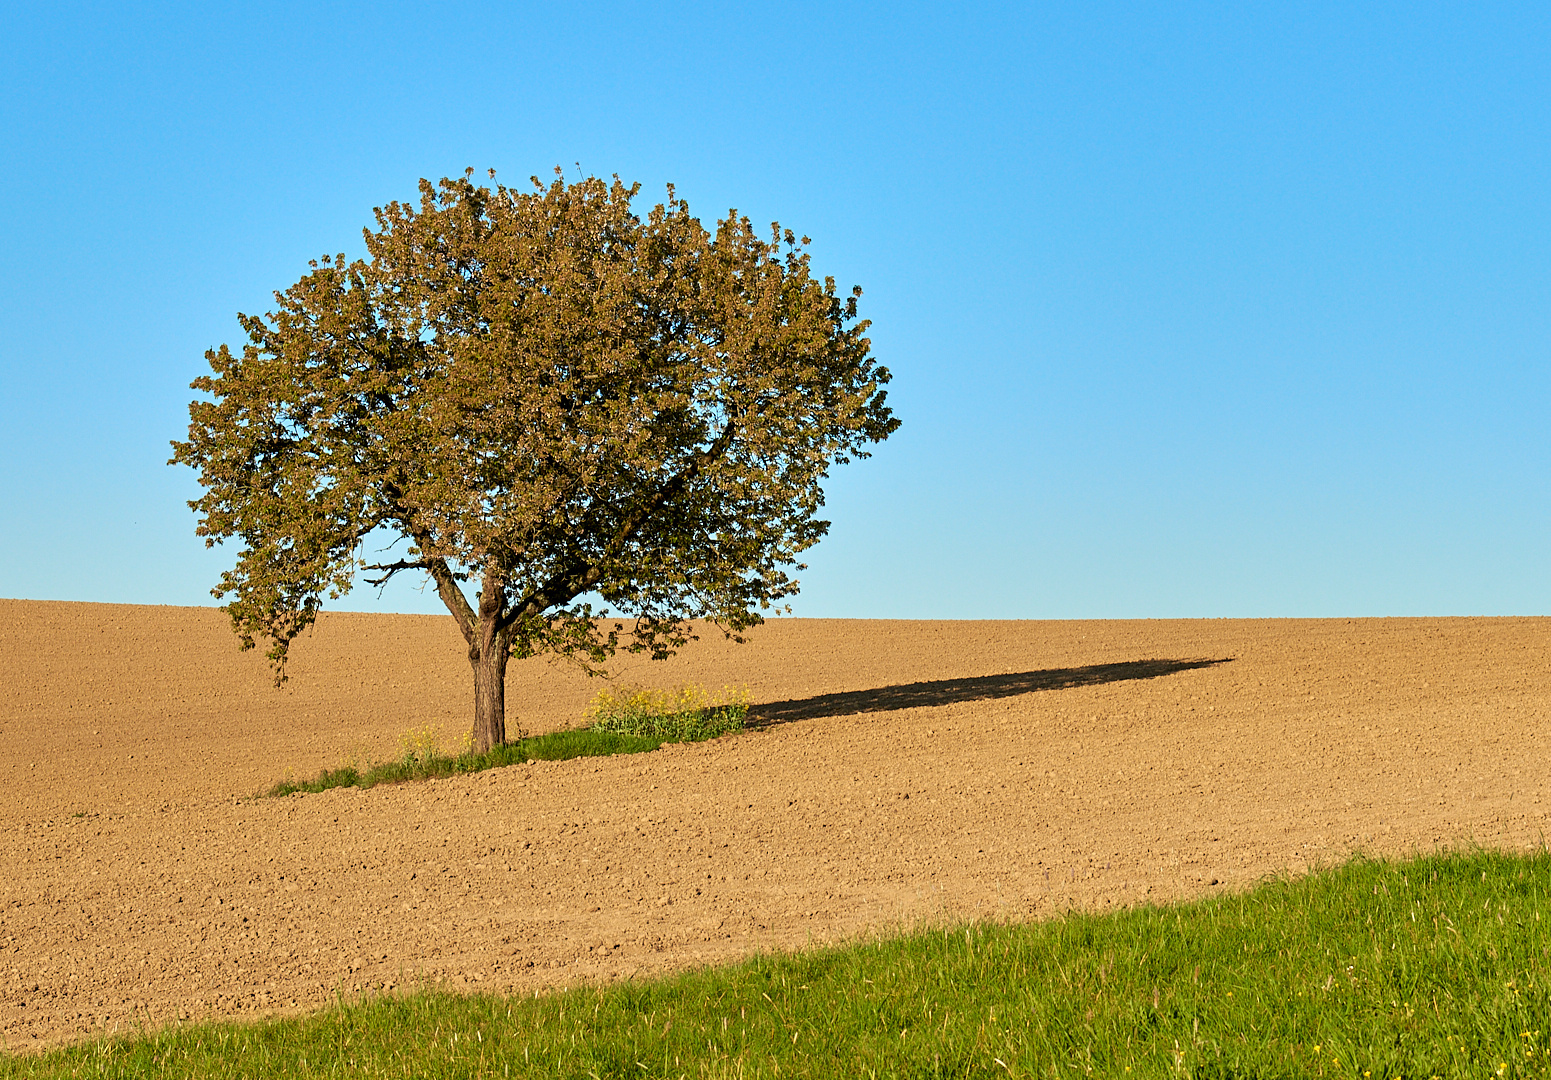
[502,416,740,631]
[418,543,479,646]
[378,477,479,646]
[363,558,431,587]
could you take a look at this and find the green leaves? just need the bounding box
[173,168,897,726]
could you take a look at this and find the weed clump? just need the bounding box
[586,683,749,741]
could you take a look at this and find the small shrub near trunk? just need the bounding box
[586,683,749,741]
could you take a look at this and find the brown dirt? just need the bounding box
[2,600,1548,1050]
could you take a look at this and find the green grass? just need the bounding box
[262,728,665,797]
[7,847,1551,1078]
[264,683,750,798]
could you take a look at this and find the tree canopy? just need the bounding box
[172,170,898,750]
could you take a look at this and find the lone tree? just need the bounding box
[172,170,898,751]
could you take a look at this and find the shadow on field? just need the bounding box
[747,657,1234,727]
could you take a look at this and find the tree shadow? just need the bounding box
[747,657,1234,728]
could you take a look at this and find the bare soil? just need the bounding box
[2,600,1548,1049]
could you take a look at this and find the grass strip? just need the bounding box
[265,683,751,798]
[262,728,665,797]
[6,847,1550,1078]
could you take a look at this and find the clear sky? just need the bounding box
[3,1,1548,619]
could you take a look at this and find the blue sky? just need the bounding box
[2,1,1548,618]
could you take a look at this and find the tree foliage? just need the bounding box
[171,169,898,749]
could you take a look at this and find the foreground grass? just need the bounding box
[7,847,1549,1078]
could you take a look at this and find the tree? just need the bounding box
[171,170,898,751]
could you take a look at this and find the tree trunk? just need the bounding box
[470,604,513,753]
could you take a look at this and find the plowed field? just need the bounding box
[2,600,1547,1049]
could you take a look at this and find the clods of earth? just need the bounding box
[1,600,1547,1048]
